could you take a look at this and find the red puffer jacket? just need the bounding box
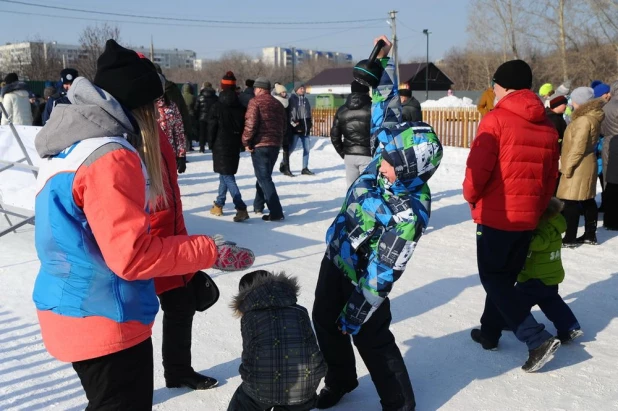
[153,127,195,294]
[463,89,560,231]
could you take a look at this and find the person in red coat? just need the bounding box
[151,126,218,390]
[463,59,561,373]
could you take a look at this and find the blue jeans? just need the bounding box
[251,147,283,217]
[289,134,310,169]
[516,279,580,335]
[476,225,553,350]
[215,174,246,210]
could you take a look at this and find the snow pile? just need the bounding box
[0,139,616,410]
[421,95,476,108]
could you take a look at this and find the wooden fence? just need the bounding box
[311,107,482,148]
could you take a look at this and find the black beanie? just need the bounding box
[351,80,369,94]
[492,59,533,91]
[245,79,255,88]
[94,40,163,110]
[3,72,18,84]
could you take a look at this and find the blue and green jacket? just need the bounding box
[325,59,443,335]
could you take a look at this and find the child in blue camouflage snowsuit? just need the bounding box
[312,36,443,411]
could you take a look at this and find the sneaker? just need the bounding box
[316,382,359,409]
[210,203,223,216]
[165,371,218,390]
[301,168,315,175]
[562,240,579,248]
[558,329,584,344]
[262,214,285,222]
[575,234,597,245]
[521,337,561,373]
[470,329,498,351]
[233,209,249,222]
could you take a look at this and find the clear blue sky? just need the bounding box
[0,0,469,61]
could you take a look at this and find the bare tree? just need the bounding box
[76,24,121,81]
[22,40,63,81]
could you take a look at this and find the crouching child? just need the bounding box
[228,270,326,411]
[516,197,583,344]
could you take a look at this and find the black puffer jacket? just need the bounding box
[232,274,326,406]
[546,108,567,150]
[207,89,246,175]
[330,92,372,158]
[195,88,218,122]
[401,96,422,122]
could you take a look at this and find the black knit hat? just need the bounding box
[3,73,18,84]
[60,68,78,84]
[245,79,255,88]
[549,95,568,109]
[492,59,533,91]
[93,40,163,110]
[351,80,369,94]
[221,71,237,90]
[399,88,412,97]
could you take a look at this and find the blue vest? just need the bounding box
[33,137,159,325]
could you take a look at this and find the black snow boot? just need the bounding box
[576,220,598,245]
[521,337,561,373]
[470,329,498,350]
[279,152,295,177]
[316,381,359,409]
[165,370,218,390]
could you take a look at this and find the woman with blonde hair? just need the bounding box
[32,40,253,410]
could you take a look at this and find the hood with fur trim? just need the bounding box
[231,273,299,317]
[571,98,606,124]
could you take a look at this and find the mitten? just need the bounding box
[210,235,254,271]
[177,156,187,174]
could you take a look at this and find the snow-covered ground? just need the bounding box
[1,138,617,411]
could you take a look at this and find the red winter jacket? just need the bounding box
[153,127,195,294]
[463,89,560,231]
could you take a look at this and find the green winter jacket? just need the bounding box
[517,213,566,285]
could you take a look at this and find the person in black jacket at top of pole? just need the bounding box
[330,81,372,186]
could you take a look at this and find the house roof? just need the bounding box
[306,63,454,90]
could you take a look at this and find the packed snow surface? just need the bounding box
[1,138,617,410]
[421,95,476,108]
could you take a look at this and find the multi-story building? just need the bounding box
[0,41,197,77]
[262,47,352,67]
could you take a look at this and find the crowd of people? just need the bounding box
[0,30,615,410]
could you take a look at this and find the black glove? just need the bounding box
[176,156,186,174]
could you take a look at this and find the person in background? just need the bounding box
[477,85,495,117]
[32,40,254,410]
[195,81,218,153]
[30,92,41,126]
[601,80,618,230]
[539,83,554,107]
[155,64,193,154]
[33,87,54,126]
[273,83,296,177]
[1,73,33,126]
[399,88,422,122]
[156,85,188,175]
[239,79,255,108]
[242,77,287,222]
[42,68,78,125]
[464,59,561,373]
[228,270,326,411]
[208,71,249,222]
[285,84,314,175]
[594,83,611,103]
[546,94,568,147]
[557,87,605,246]
[330,80,372,186]
[182,83,197,152]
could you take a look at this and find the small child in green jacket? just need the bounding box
[516,197,583,344]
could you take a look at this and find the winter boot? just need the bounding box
[262,214,285,222]
[165,371,218,390]
[470,329,498,350]
[280,152,295,177]
[316,381,359,409]
[576,220,598,245]
[521,337,561,373]
[210,202,223,216]
[558,328,584,344]
[233,209,249,222]
[301,168,315,175]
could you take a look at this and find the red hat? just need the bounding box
[221,71,237,90]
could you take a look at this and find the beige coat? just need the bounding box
[557,99,605,201]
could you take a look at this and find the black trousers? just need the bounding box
[72,338,153,411]
[477,225,552,350]
[312,256,415,411]
[561,198,597,241]
[603,182,618,229]
[199,120,208,150]
[159,280,197,378]
[227,383,316,411]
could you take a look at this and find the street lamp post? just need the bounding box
[422,29,430,101]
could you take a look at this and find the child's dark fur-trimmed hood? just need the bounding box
[230,272,300,317]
